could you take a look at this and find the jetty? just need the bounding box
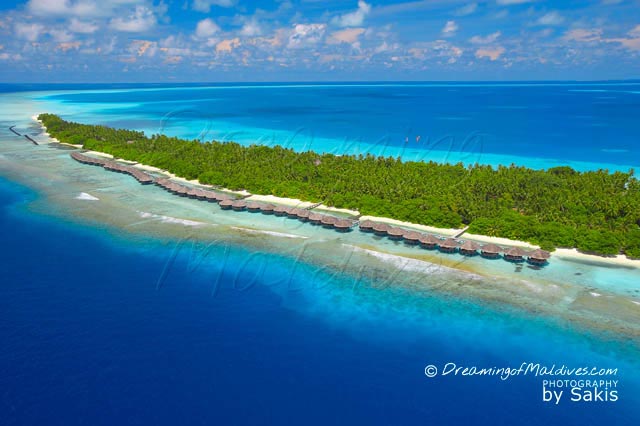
[25,135,39,145]
[9,126,21,136]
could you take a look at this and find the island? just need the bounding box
[38,113,640,259]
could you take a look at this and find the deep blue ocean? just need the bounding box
[1,83,640,424]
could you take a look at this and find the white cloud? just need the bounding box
[604,25,640,51]
[536,11,564,26]
[326,28,366,45]
[56,41,82,52]
[562,28,603,43]
[441,20,458,37]
[26,0,140,18]
[192,0,236,13]
[27,0,70,15]
[469,31,501,44]
[15,22,44,42]
[110,6,157,32]
[216,37,241,53]
[69,18,99,34]
[131,40,157,57]
[332,1,371,28]
[288,23,326,48]
[475,46,505,60]
[49,29,75,43]
[239,18,263,37]
[455,3,478,16]
[195,18,220,38]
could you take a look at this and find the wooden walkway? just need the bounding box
[24,135,39,146]
[453,226,469,238]
[9,126,21,136]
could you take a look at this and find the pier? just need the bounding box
[24,135,39,145]
[9,126,22,136]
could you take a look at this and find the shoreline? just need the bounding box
[31,114,640,270]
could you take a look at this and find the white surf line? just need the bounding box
[136,211,206,227]
[75,192,100,201]
[231,226,309,239]
[342,243,460,275]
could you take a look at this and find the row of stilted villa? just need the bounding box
[69,151,551,266]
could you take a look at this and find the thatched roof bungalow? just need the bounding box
[460,240,481,256]
[308,213,324,223]
[334,219,354,232]
[320,215,339,228]
[296,209,311,221]
[358,220,375,232]
[480,244,502,258]
[419,234,439,249]
[504,247,528,262]
[219,199,234,209]
[387,227,406,239]
[527,249,551,265]
[287,208,302,218]
[274,205,291,216]
[403,231,422,244]
[231,200,247,211]
[260,204,276,214]
[246,202,263,212]
[372,222,391,235]
[438,238,460,253]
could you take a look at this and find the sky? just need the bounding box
[0,0,639,82]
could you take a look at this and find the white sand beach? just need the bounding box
[554,248,640,268]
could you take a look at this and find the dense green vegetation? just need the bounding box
[39,113,640,258]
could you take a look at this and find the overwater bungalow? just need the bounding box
[296,209,311,221]
[419,234,439,249]
[358,220,375,232]
[308,213,324,224]
[320,215,338,228]
[527,248,551,265]
[246,202,263,212]
[387,227,406,240]
[134,173,154,185]
[175,186,189,196]
[480,244,502,259]
[231,200,247,211]
[438,238,459,253]
[372,222,391,236]
[287,208,302,218]
[403,231,422,245]
[334,219,354,232]
[219,199,234,210]
[504,247,528,262]
[187,188,199,198]
[460,240,481,256]
[260,204,276,214]
[274,205,291,216]
[203,191,219,202]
